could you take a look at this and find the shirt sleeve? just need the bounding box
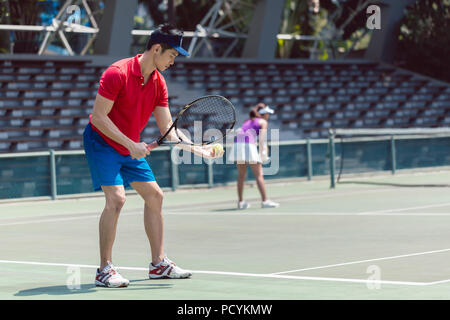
[156,73,169,107]
[97,66,124,101]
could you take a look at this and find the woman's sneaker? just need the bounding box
[149,256,192,279]
[95,262,130,288]
[262,200,280,208]
[238,201,251,210]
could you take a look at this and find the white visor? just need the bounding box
[259,106,274,114]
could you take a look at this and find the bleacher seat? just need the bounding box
[0,58,103,152]
[167,60,449,138]
[0,58,449,152]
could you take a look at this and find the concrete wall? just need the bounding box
[242,0,285,60]
[93,0,138,57]
[364,0,418,62]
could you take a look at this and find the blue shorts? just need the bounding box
[83,123,155,191]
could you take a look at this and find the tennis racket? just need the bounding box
[146,95,236,150]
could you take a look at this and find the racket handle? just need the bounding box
[146,141,159,151]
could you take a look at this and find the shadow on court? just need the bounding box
[338,181,450,188]
[14,281,173,297]
[212,208,239,212]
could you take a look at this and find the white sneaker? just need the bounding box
[238,201,251,210]
[95,262,130,288]
[149,256,192,279]
[262,200,280,208]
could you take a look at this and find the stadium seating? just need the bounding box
[0,58,163,152]
[0,59,99,151]
[0,58,449,152]
[167,60,450,138]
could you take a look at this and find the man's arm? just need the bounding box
[90,94,149,159]
[152,106,223,158]
[152,105,176,141]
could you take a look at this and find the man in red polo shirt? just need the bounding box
[83,24,220,287]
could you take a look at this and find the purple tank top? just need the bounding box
[234,118,261,144]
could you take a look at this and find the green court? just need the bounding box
[1,170,450,300]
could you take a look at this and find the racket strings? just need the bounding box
[176,96,235,143]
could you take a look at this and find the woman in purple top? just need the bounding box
[231,103,280,209]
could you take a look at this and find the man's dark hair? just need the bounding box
[146,23,184,52]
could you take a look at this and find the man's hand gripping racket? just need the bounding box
[146,95,236,159]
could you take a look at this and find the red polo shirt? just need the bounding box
[89,54,169,155]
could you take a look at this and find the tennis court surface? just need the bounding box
[2,170,450,300]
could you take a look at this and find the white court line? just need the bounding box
[272,248,450,275]
[0,210,146,226]
[358,202,450,215]
[191,270,426,286]
[427,279,450,286]
[0,187,440,226]
[0,215,101,226]
[0,187,398,220]
[0,259,426,287]
[426,279,450,286]
[166,188,400,212]
[4,210,450,227]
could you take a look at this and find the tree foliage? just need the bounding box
[278,0,315,58]
[395,0,450,83]
[137,0,254,57]
[277,0,376,59]
[320,0,374,40]
[6,0,43,53]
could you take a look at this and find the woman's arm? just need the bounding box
[258,118,269,162]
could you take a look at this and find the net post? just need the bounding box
[169,146,179,191]
[328,129,336,189]
[390,135,396,175]
[207,159,214,188]
[49,149,57,200]
[306,138,313,180]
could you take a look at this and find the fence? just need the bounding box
[0,140,330,200]
[328,131,450,188]
[1,135,449,200]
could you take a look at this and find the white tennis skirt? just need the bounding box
[227,142,262,164]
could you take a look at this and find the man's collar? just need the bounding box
[132,54,158,81]
[131,54,143,77]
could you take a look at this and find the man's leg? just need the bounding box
[130,181,164,265]
[129,180,192,279]
[99,185,126,270]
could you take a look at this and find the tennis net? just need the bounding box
[328,127,450,188]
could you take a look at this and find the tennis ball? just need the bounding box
[212,144,224,155]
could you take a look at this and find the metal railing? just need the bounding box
[1,134,449,200]
[0,140,327,201]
